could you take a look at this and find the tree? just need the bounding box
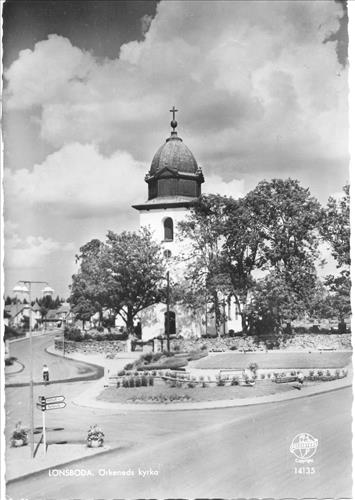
[69,239,108,327]
[251,258,319,342]
[179,181,323,334]
[69,229,165,333]
[320,185,351,322]
[245,179,322,270]
[321,184,350,267]
[178,194,232,333]
[103,228,165,332]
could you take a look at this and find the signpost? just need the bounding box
[36,396,66,455]
[44,396,65,404]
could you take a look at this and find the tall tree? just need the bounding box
[319,184,351,322]
[69,229,165,333]
[321,184,350,267]
[103,228,165,332]
[69,239,108,327]
[178,194,232,333]
[245,179,322,270]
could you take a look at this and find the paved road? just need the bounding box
[6,332,102,386]
[7,387,352,499]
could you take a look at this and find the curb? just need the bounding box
[6,383,351,484]
[5,348,104,388]
[73,377,352,412]
[5,360,25,376]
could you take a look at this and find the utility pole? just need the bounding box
[18,280,48,458]
[166,271,170,353]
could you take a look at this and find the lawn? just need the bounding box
[193,351,352,370]
[97,379,315,404]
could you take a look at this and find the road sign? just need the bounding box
[45,396,65,404]
[45,402,66,411]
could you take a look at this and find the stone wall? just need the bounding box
[54,338,127,355]
[171,333,352,353]
[54,333,352,357]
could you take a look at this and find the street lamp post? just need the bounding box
[166,271,170,353]
[18,280,49,458]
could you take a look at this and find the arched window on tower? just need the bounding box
[163,217,174,241]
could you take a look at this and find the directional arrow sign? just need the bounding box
[45,402,66,410]
[45,396,65,404]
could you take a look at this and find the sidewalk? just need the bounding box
[6,443,111,482]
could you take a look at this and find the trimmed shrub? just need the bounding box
[135,377,141,388]
[129,377,135,388]
[248,362,258,374]
[216,377,225,387]
[125,363,134,370]
[148,376,154,386]
[5,356,17,366]
[117,370,125,376]
[260,373,265,380]
[116,380,121,388]
[231,376,239,386]
[187,381,196,388]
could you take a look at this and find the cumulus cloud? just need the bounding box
[4,143,147,218]
[4,0,347,178]
[4,222,75,269]
[4,141,245,219]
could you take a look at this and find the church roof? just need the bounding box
[149,133,198,176]
[133,108,204,210]
[132,196,199,211]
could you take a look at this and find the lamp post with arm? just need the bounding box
[17,280,49,458]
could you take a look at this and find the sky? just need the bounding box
[2,0,350,299]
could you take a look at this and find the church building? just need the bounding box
[133,108,242,340]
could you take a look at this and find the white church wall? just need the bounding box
[139,207,190,257]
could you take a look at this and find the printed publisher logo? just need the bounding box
[290,433,318,463]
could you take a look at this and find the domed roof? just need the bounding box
[42,285,54,293]
[150,134,198,175]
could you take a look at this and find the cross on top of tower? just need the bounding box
[169,106,178,132]
[170,106,178,121]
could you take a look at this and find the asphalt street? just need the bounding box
[5,334,352,499]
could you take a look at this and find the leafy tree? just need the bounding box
[103,228,165,332]
[69,229,165,333]
[321,184,350,267]
[179,181,323,334]
[245,179,322,270]
[69,239,107,327]
[320,185,351,322]
[251,258,319,340]
[178,194,232,333]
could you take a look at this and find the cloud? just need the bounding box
[4,142,147,218]
[3,0,347,183]
[4,222,75,269]
[204,175,244,199]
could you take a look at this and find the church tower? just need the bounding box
[132,107,204,260]
[132,108,205,339]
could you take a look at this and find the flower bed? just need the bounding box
[98,380,298,404]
